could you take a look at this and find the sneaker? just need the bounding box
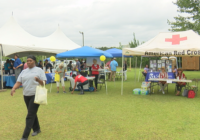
[57,91,59,93]
[162,91,165,94]
[32,130,41,136]
[63,91,66,93]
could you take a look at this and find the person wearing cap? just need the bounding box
[55,63,66,93]
[71,74,88,95]
[13,54,23,80]
[176,69,186,96]
[158,67,168,94]
[11,55,47,140]
[109,58,118,81]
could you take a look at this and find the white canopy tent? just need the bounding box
[123,30,200,56]
[0,16,81,57]
[121,30,200,95]
[0,16,81,90]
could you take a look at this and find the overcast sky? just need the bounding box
[0,0,178,48]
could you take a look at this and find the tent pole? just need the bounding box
[0,44,3,90]
[138,56,142,81]
[121,54,124,95]
[104,61,107,94]
[135,56,137,81]
[132,56,134,80]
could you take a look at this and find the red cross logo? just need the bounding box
[165,34,187,45]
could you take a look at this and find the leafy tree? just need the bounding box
[168,0,200,34]
[129,33,140,48]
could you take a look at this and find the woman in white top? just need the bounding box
[55,63,66,93]
[11,55,47,140]
[158,67,168,94]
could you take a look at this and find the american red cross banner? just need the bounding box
[123,30,200,56]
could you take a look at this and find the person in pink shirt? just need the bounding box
[23,63,28,70]
[106,58,113,69]
[71,74,88,95]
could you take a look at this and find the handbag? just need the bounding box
[34,81,48,105]
[182,89,188,97]
[54,73,60,82]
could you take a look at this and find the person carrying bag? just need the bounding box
[11,55,47,140]
[34,81,48,105]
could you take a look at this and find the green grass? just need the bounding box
[1,68,200,140]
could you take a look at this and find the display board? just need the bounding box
[86,57,102,67]
[149,59,172,72]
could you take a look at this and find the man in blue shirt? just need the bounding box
[109,58,118,81]
[14,54,23,80]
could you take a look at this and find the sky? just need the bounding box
[0,0,178,48]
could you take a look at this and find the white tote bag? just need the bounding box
[34,81,48,105]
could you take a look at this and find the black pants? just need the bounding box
[22,95,40,138]
[177,85,185,92]
[142,72,147,77]
[5,70,10,74]
[77,80,88,90]
[92,74,99,89]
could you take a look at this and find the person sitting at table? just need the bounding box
[158,67,168,94]
[142,64,149,78]
[91,59,100,92]
[4,59,11,74]
[55,63,66,93]
[173,65,177,78]
[176,69,186,96]
[71,74,88,95]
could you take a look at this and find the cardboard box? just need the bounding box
[141,82,151,87]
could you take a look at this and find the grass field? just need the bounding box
[1,68,200,140]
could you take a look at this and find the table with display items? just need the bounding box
[65,76,95,91]
[0,75,16,87]
[145,72,175,82]
[46,73,69,84]
[148,78,192,94]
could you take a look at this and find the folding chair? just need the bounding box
[190,79,199,96]
[98,73,106,90]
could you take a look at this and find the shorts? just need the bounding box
[111,71,116,76]
[56,77,65,87]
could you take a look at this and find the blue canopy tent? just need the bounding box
[56,46,113,58]
[56,46,113,94]
[105,48,132,57]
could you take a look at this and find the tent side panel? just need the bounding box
[182,56,199,70]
